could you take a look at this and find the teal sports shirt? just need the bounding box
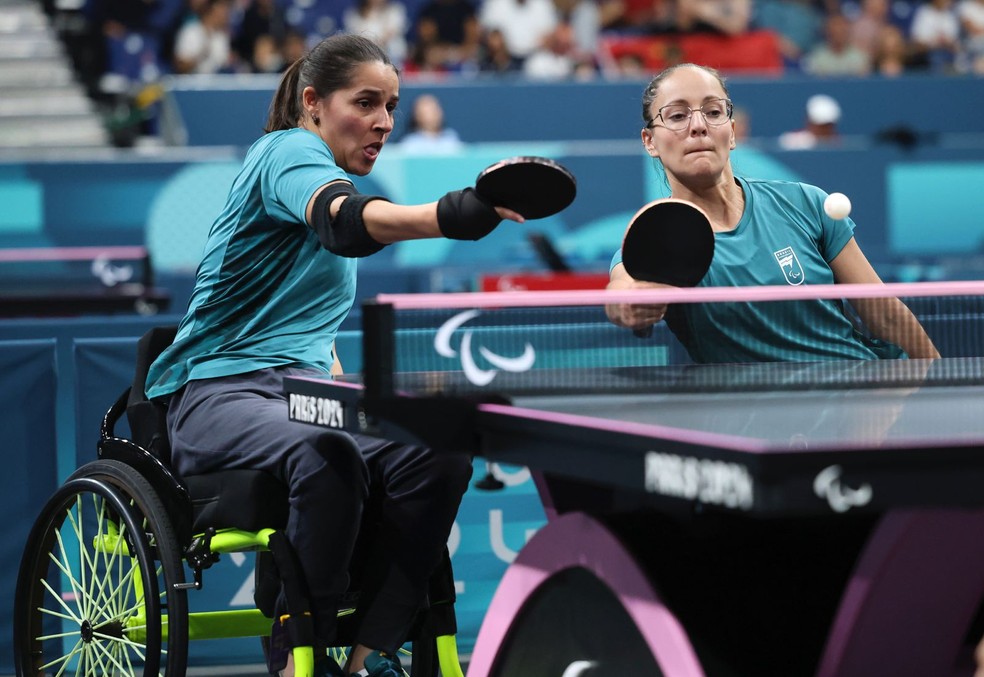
[147,129,355,399]
[611,176,904,363]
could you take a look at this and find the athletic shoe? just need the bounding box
[353,650,404,677]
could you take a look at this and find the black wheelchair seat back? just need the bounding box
[126,324,177,464]
[114,325,289,539]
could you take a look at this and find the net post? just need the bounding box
[361,300,395,400]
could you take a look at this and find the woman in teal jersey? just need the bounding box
[605,63,939,363]
[146,34,525,677]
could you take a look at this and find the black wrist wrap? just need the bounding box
[312,188,388,258]
[436,188,502,241]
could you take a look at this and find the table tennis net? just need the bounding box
[359,283,984,397]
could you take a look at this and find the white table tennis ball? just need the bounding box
[824,192,852,220]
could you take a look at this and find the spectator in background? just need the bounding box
[909,0,961,71]
[399,93,464,153]
[871,23,910,75]
[173,0,234,74]
[802,12,871,75]
[249,33,285,72]
[231,0,287,72]
[611,51,647,76]
[100,0,159,41]
[523,21,587,78]
[751,0,825,68]
[282,29,308,66]
[778,93,841,149]
[479,0,559,61]
[405,40,455,74]
[344,0,410,65]
[412,0,482,70]
[554,0,603,56]
[849,0,891,58]
[958,0,984,72]
[477,27,525,73]
[602,0,675,32]
[674,0,752,35]
[96,0,183,85]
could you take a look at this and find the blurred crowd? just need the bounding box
[67,0,984,89]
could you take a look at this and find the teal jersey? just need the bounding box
[611,176,904,363]
[147,129,355,398]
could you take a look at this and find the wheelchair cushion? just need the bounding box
[185,469,289,533]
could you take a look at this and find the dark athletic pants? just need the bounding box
[165,367,472,652]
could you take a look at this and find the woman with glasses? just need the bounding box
[605,63,939,362]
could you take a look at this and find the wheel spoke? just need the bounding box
[39,636,83,674]
[82,642,102,676]
[88,633,130,675]
[93,629,147,654]
[40,575,83,624]
[96,557,140,623]
[64,497,91,620]
[91,499,122,623]
[36,628,83,641]
[52,527,87,619]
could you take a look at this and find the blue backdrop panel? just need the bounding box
[0,315,185,483]
[0,339,58,674]
[165,75,984,147]
[73,338,137,465]
[888,162,984,256]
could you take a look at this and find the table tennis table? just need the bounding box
[0,246,170,317]
[285,289,984,677]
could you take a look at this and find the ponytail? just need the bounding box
[265,57,304,133]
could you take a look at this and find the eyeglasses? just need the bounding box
[648,98,734,131]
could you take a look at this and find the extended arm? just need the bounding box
[830,238,940,359]
[306,181,523,253]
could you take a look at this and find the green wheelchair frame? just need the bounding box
[13,327,465,677]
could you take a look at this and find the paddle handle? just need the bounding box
[633,325,654,339]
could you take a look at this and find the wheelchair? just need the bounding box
[13,326,464,677]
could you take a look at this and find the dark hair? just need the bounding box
[641,63,729,129]
[265,33,398,133]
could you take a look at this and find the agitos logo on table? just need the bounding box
[434,309,536,386]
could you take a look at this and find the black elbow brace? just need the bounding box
[311,186,389,257]
[437,188,502,241]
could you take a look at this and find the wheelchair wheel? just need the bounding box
[14,461,188,676]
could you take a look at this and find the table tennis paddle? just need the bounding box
[475,156,576,220]
[621,199,715,337]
